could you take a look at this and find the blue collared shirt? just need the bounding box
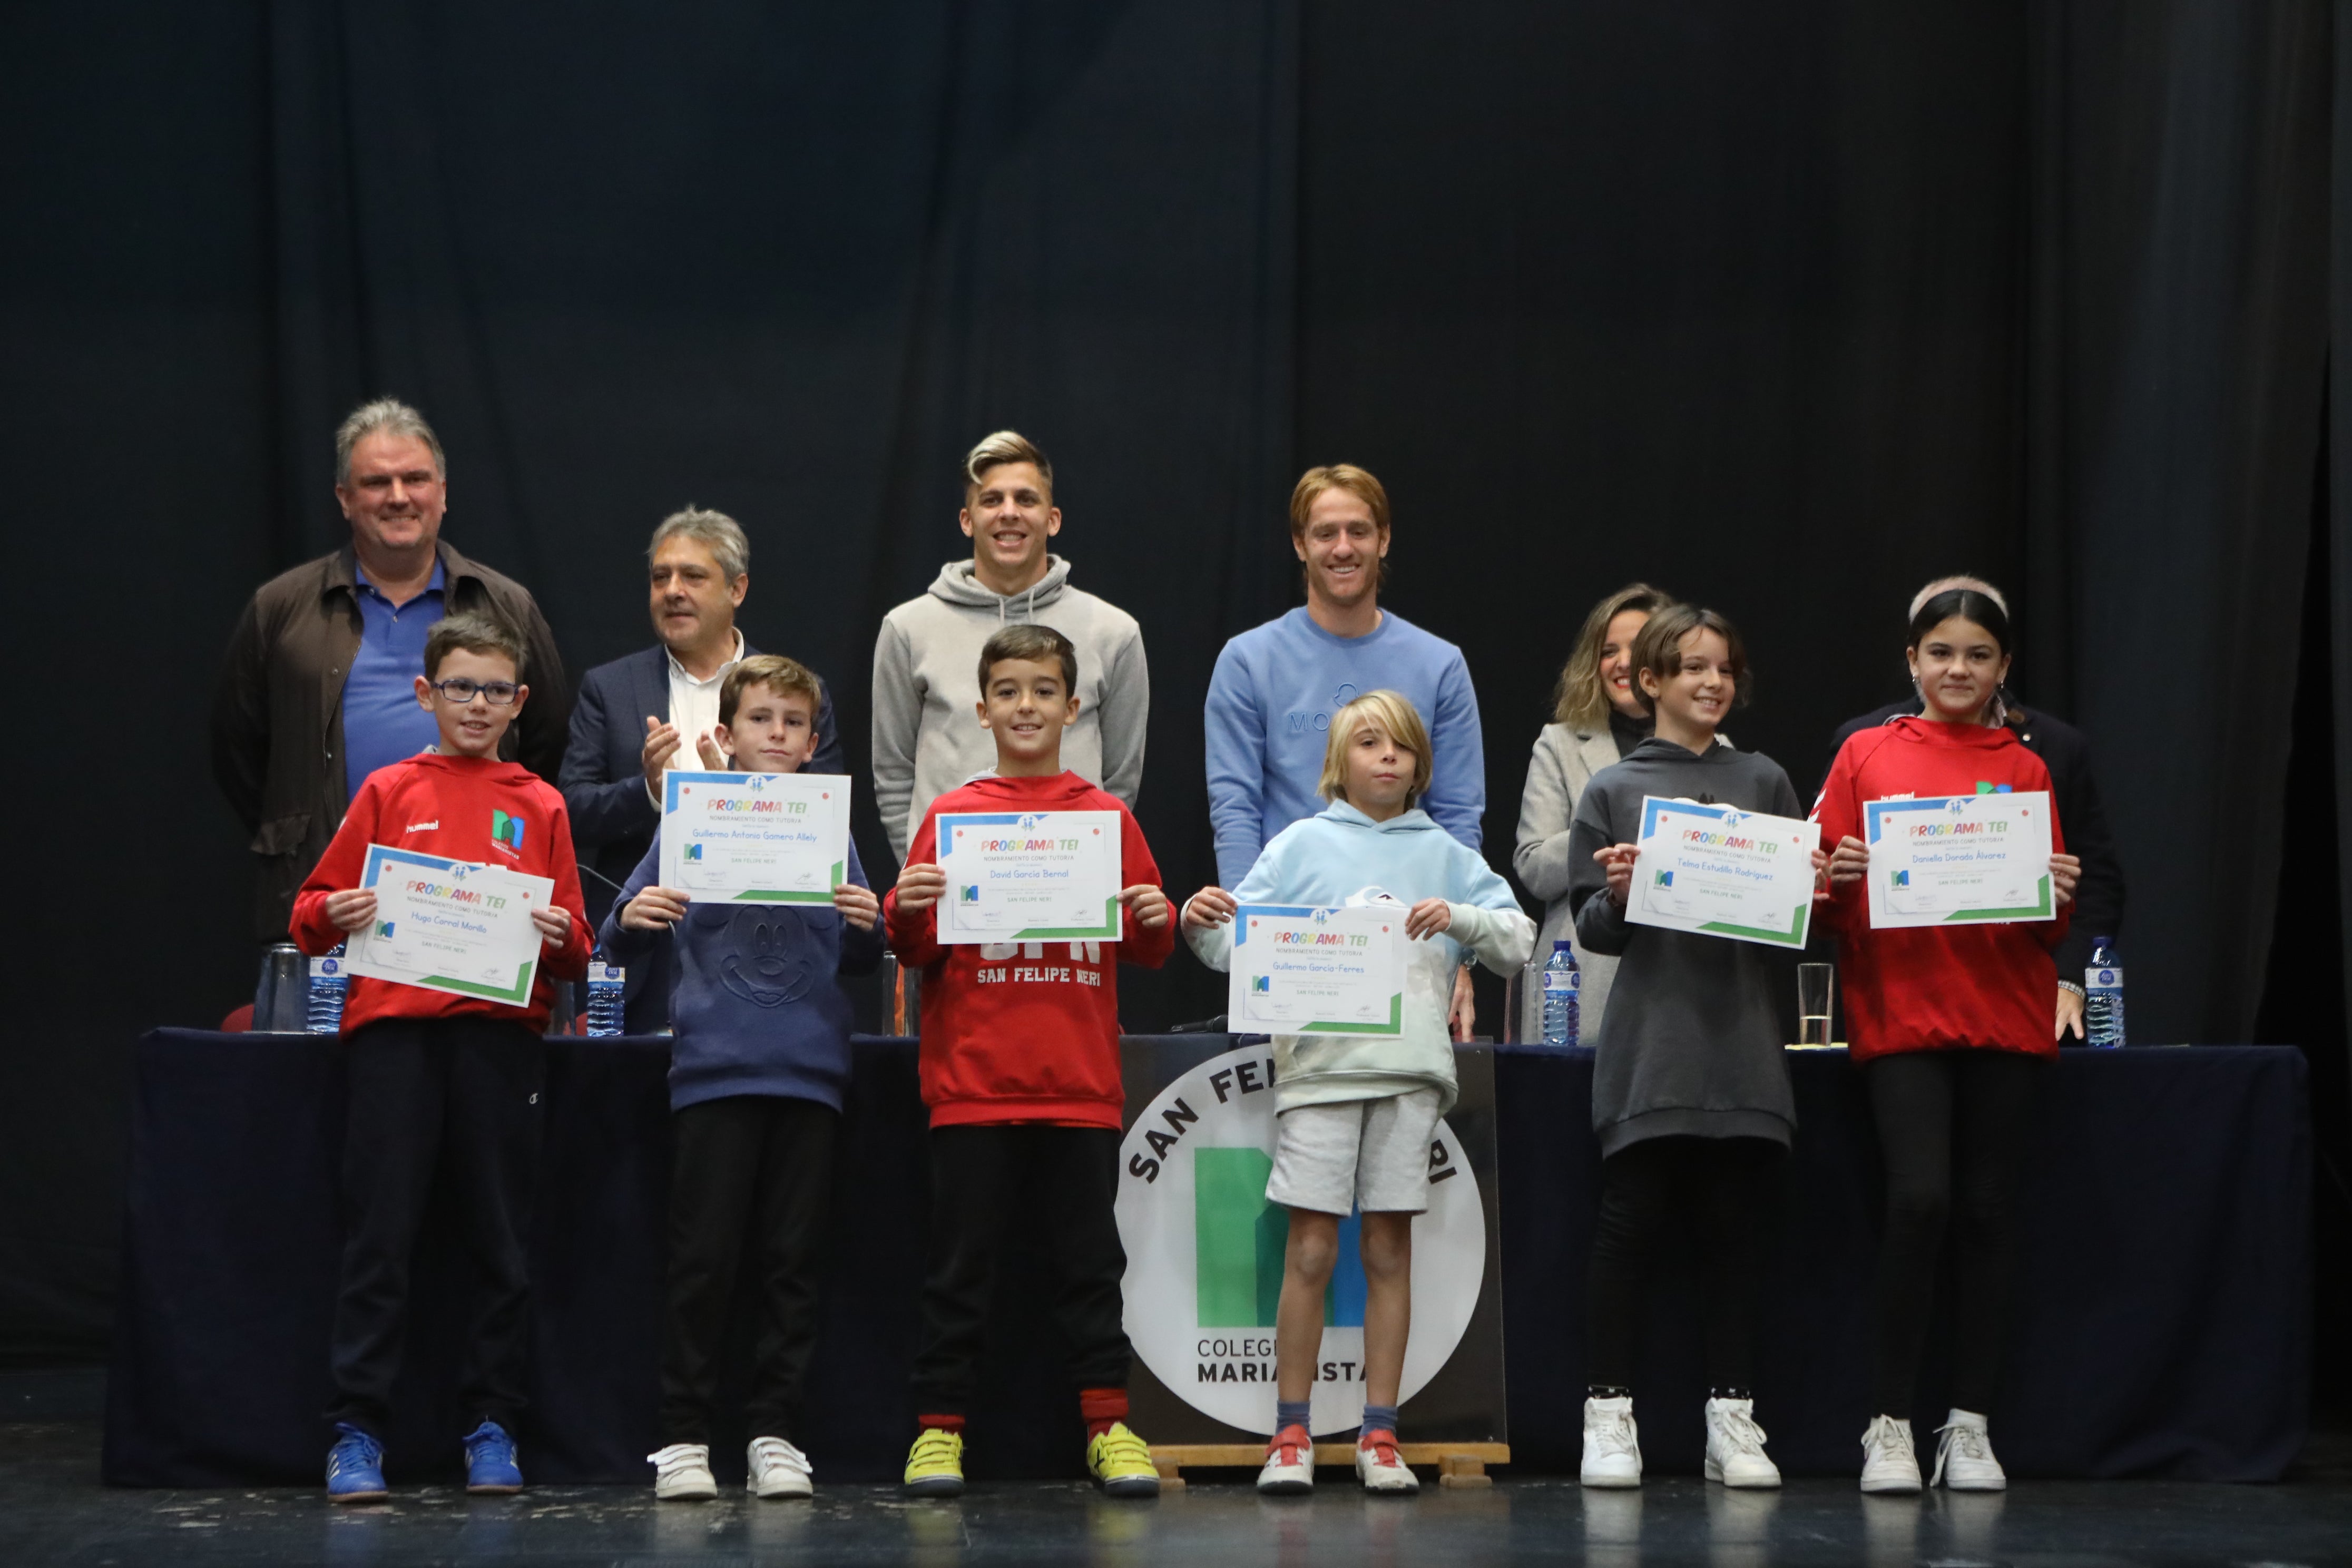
[343,558,448,799]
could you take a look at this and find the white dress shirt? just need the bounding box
[647,628,745,805]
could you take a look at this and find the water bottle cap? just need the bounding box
[1554,940,1574,953]
[2094,935,2114,945]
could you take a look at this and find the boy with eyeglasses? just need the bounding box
[292,611,591,1502]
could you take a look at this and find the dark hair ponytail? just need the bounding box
[1907,588,2012,654]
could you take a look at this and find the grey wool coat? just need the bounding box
[1512,721,1628,1042]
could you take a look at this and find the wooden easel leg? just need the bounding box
[1153,1454,1187,1492]
[1437,1453,1492,1488]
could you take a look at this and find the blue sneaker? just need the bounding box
[326,1423,388,1503]
[464,1419,524,1494]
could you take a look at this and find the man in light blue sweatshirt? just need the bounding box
[1204,464,1486,1028]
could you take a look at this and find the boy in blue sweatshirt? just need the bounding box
[1184,690,1532,1495]
[601,655,884,1502]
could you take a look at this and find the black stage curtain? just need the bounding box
[3,2,2344,1382]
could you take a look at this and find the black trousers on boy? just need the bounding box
[659,1094,838,1446]
[910,1124,1130,1414]
[1584,1134,1787,1394]
[327,1016,545,1437]
[1866,1048,2044,1419]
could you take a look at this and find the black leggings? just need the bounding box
[1584,1135,1787,1393]
[1866,1050,2044,1419]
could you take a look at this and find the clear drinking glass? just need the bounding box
[252,943,308,1034]
[1796,963,1836,1048]
[1503,961,1538,1044]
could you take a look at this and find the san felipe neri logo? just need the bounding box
[1115,1042,1485,1437]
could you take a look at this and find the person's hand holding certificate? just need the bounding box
[1622,797,1821,948]
[936,810,1122,944]
[659,770,849,904]
[1228,905,1405,1035]
[342,845,554,1007]
[1865,790,2055,928]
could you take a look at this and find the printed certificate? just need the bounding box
[1227,905,1406,1036]
[1865,790,2055,928]
[1624,797,1820,949]
[343,845,554,1006]
[660,770,849,904]
[937,809,1123,944]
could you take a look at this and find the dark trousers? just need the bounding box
[1584,1134,1786,1393]
[912,1125,1130,1413]
[328,1016,545,1436]
[659,1094,838,1446]
[1866,1049,2044,1418]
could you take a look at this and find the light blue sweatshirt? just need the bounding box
[1203,608,1485,888]
[1186,802,1533,1113]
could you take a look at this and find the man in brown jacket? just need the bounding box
[212,398,570,943]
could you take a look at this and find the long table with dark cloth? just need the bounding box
[103,1032,2307,1486]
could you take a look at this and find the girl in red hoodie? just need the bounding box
[1814,589,2080,1496]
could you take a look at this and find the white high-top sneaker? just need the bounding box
[1930,1409,2007,1491]
[647,1443,718,1501]
[1581,1395,1642,1488]
[747,1435,815,1498]
[1702,1397,1781,1488]
[1858,1415,1922,1494]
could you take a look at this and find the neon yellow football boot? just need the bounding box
[1086,1422,1161,1498]
[903,1426,965,1497]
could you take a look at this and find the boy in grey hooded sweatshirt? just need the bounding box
[1562,604,1814,1495]
[870,434,1148,860]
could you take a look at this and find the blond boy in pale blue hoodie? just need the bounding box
[1182,690,1532,1497]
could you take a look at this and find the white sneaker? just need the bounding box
[1858,1415,1922,1494]
[747,1435,814,1498]
[1581,1395,1642,1488]
[1257,1423,1314,1495]
[1355,1429,1419,1494]
[1702,1397,1780,1488]
[1930,1410,2006,1491]
[648,1443,717,1501]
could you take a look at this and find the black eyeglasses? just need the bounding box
[429,678,521,705]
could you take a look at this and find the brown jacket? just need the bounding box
[211,540,571,942]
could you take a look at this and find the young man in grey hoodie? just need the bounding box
[870,431,1150,861]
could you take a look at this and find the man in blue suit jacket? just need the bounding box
[562,508,842,1032]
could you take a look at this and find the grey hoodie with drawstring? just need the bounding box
[871,555,1149,860]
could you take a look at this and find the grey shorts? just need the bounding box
[1265,1087,1444,1216]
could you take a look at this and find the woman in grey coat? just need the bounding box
[1511,583,1670,1041]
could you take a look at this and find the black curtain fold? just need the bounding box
[2030,0,2330,1046]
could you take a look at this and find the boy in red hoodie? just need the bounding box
[885,623,1174,1498]
[291,612,591,1503]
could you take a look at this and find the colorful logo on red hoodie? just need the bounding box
[489,810,526,857]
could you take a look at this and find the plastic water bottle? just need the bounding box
[586,954,626,1037]
[1541,941,1581,1046]
[2085,937,2125,1049]
[305,943,348,1034]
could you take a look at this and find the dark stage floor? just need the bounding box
[8,1373,2351,1566]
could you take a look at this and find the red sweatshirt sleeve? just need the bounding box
[540,792,593,981]
[883,810,946,968]
[1809,734,1867,938]
[1115,806,1174,969]
[290,776,385,956]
